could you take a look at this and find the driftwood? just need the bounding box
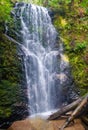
[81,116,88,125]
[48,94,88,129]
[48,97,83,120]
[59,95,88,130]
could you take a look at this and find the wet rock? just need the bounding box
[16,2,25,7]
[48,9,55,20]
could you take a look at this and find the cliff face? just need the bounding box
[50,1,88,95]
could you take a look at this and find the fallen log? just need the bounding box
[48,97,83,120]
[59,95,88,130]
[81,116,88,125]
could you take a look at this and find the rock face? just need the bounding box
[8,118,84,130]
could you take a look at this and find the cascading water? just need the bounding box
[6,3,76,116]
[19,4,59,114]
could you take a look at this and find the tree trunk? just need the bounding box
[48,98,83,120]
[59,95,88,130]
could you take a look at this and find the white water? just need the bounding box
[20,4,59,114]
[8,3,73,116]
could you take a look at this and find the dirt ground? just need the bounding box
[8,118,85,130]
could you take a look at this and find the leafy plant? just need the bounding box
[0,0,12,21]
[73,42,87,52]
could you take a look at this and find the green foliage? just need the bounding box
[0,34,22,118]
[68,52,88,95]
[0,35,21,81]
[17,0,43,5]
[0,0,13,34]
[48,0,59,8]
[73,42,87,52]
[0,0,23,119]
[0,0,12,22]
[0,80,20,117]
[0,107,11,117]
[0,75,21,117]
[80,0,88,8]
[0,0,15,118]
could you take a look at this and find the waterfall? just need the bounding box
[7,3,76,116]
